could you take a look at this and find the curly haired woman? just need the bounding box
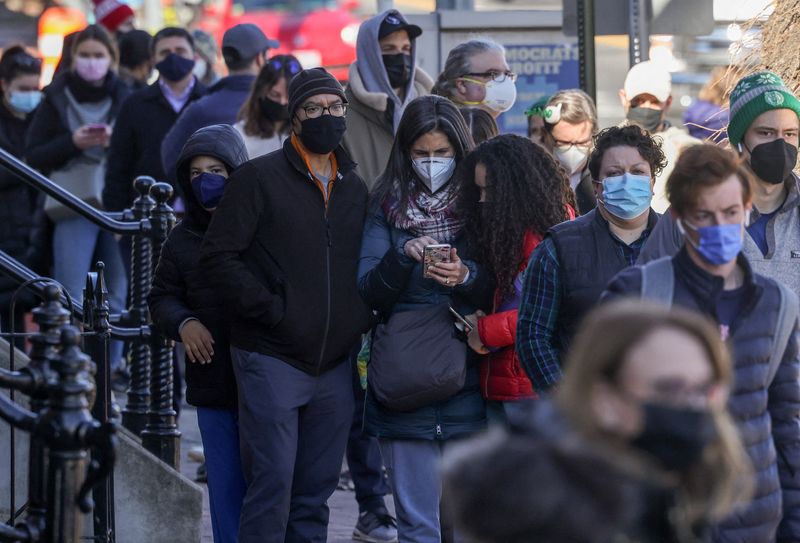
[459,134,575,422]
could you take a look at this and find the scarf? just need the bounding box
[382,180,464,244]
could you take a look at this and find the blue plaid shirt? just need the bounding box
[516,230,651,392]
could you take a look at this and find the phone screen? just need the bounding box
[423,244,451,279]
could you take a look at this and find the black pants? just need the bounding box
[346,349,390,514]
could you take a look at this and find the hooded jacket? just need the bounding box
[637,175,800,301]
[605,248,800,542]
[199,138,372,375]
[148,124,249,408]
[342,9,434,188]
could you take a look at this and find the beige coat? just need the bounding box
[342,63,434,190]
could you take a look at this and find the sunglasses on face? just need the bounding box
[270,58,301,75]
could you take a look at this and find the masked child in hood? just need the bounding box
[148,123,249,543]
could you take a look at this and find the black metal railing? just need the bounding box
[0,284,116,543]
[0,147,181,542]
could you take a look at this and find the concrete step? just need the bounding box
[0,338,203,542]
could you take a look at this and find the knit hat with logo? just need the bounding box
[728,70,800,146]
[93,0,135,33]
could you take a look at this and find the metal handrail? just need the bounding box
[0,250,147,340]
[0,148,145,235]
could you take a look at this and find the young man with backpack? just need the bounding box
[604,143,800,542]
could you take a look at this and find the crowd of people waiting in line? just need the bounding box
[1,1,800,542]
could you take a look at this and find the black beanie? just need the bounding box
[288,67,347,118]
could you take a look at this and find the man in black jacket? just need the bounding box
[200,68,371,543]
[604,144,800,542]
[104,26,206,213]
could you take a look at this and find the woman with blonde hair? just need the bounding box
[445,300,752,543]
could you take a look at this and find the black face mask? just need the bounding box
[626,106,663,133]
[156,52,195,83]
[259,97,289,122]
[383,53,412,89]
[298,115,347,154]
[630,403,716,472]
[747,138,798,185]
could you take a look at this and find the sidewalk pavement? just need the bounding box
[177,403,366,543]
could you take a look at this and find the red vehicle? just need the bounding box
[197,0,361,81]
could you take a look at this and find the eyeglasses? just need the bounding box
[300,103,347,118]
[553,137,593,149]
[270,58,302,75]
[463,70,517,83]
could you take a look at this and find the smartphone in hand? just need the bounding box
[423,244,451,279]
[448,305,473,333]
[85,123,107,133]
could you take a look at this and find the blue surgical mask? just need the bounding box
[191,172,227,209]
[600,173,652,220]
[8,90,42,114]
[678,219,743,266]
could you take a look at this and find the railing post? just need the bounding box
[41,326,97,543]
[122,176,155,436]
[141,182,180,468]
[82,264,116,543]
[23,284,71,536]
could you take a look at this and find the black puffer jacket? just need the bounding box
[0,101,48,309]
[605,248,800,543]
[148,124,249,408]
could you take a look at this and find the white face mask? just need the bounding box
[482,78,517,113]
[553,144,590,175]
[412,156,456,193]
[192,58,207,80]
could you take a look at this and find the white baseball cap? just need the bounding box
[623,60,672,103]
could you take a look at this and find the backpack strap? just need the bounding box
[640,257,675,307]
[767,282,799,386]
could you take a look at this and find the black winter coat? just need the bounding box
[104,79,206,211]
[0,101,48,309]
[605,248,800,543]
[25,71,129,175]
[200,138,372,375]
[148,124,249,408]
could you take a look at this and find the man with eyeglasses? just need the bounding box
[619,60,698,212]
[538,89,599,214]
[433,38,517,119]
[200,67,372,543]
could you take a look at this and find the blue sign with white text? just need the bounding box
[497,43,581,135]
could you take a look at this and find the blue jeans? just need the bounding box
[378,438,465,543]
[231,348,353,543]
[53,216,128,369]
[197,407,246,543]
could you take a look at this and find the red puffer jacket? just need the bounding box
[477,204,576,400]
[477,231,541,401]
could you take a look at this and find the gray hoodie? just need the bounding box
[638,175,800,296]
[355,9,421,131]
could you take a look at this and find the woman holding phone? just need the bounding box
[27,24,130,373]
[358,95,491,543]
